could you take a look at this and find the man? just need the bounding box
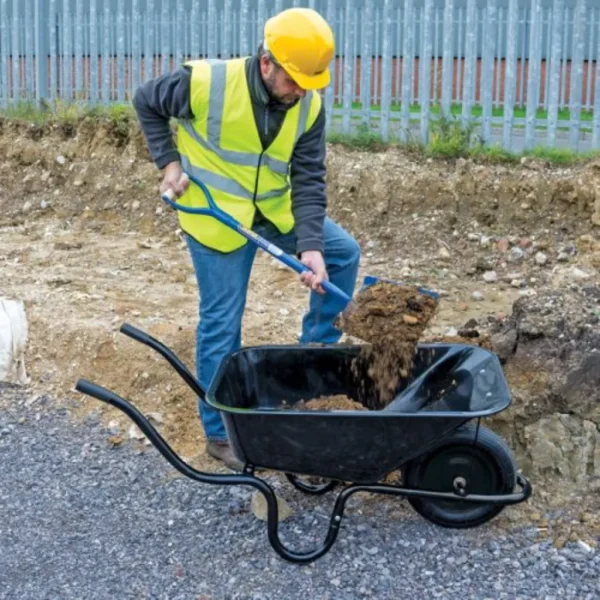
[132,7,360,470]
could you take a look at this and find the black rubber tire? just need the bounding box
[404,424,517,529]
[285,473,339,495]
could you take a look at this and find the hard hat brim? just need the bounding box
[284,65,331,91]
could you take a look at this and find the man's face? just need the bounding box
[260,55,307,106]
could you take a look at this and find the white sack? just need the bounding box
[0,297,30,385]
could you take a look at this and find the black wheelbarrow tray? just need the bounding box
[75,323,532,564]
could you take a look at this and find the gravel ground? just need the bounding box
[1,384,599,600]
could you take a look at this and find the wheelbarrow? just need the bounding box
[75,323,532,565]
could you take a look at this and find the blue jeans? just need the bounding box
[186,217,361,441]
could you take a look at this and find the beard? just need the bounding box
[264,70,301,106]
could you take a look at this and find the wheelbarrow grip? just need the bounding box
[119,322,155,347]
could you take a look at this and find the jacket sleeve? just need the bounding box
[289,102,327,255]
[132,67,194,169]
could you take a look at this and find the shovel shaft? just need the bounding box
[161,175,352,307]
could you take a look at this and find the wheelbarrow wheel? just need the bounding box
[285,473,339,495]
[403,424,517,529]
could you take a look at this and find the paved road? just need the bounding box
[1,384,599,600]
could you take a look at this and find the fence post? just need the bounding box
[569,0,585,151]
[461,0,476,128]
[102,2,111,102]
[75,0,83,98]
[342,0,352,134]
[324,0,335,134]
[161,1,170,74]
[208,0,216,58]
[361,2,373,126]
[240,0,249,58]
[35,0,49,100]
[13,0,20,102]
[1,0,7,105]
[419,0,433,144]
[525,0,542,150]
[117,2,125,102]
[441,0,454,117]
[593,11,600,148]
[547,0,564,147]
[380,0,393,141]
[400,0,414,143]
[481,0,497,144]
[503,0,519,151]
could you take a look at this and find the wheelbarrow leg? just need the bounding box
[75,378,349,564]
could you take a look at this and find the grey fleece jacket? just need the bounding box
[132,55,327,254]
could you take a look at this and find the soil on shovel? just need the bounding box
[337,282,439,409]
[280,395,367,411]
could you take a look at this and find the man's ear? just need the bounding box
[259,54,270,78]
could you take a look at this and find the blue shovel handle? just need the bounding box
[161,173,353,307]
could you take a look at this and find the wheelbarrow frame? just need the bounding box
[75,323,532,565]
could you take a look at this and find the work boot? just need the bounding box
[206,440,244,472]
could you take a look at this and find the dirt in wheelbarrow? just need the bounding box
[280,394,368,411]
[337,281,440,409]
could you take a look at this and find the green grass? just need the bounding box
[1,100,595,166]
[333,100,595,123]
[327,116,600,165]
[0,99,136,127]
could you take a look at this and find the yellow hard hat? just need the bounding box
[263,8,335,90]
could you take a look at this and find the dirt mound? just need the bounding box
[281,395,367,411]
[489,287,600,500]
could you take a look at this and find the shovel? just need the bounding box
[161,171,355,310]
[161,171,439,315]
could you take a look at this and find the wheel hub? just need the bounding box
[453,476,467,496]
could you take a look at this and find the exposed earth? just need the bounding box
[0,115,599,550]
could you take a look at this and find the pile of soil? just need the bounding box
[280,395,367,411]
[338,282,439,408]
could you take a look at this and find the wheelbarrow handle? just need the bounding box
[161,174,353,307]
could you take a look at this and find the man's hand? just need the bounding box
[300,250,328,294]
[160,161,189,198]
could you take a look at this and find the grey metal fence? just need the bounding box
[1,0,600,152]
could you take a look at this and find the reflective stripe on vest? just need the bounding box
[180,154,291,201]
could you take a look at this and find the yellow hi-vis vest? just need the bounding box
[175,57,322,252]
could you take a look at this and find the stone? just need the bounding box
[146,412,164,425]
[128,424,145,441]
[471,291,484,301]
[483,270,498,283]
[438,247,451,259]
[523,416,600,488]
[131,200,141,211]
[491,328,517,361]
[56,155,67,165]
[570,267,592,281]
[490,289,600,492]
[251,491,293,522]
[535,252,548,265]
[508,247,525,263]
